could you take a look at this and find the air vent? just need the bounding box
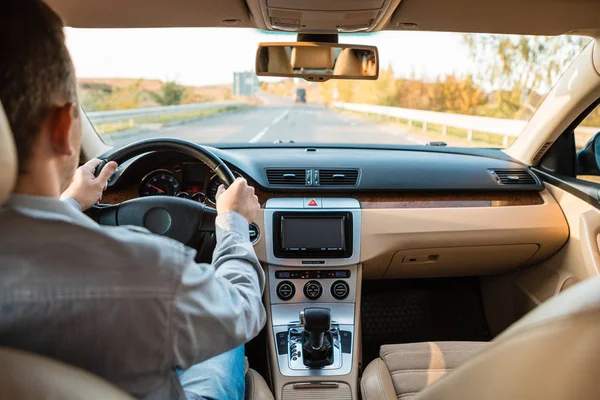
[489,169,538,185]
[318,169,359,186]
[266,169,307,186]
[532,142,552,163]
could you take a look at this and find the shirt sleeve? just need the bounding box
[170,211,266,368]
[61,197,82,212]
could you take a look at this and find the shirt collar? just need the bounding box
[4,194,99,229]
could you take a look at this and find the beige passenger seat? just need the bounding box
[362,342,488,399]
[361,275,600,399]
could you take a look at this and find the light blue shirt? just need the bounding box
[0,194,266,400]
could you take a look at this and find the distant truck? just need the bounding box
[295,88,307,103]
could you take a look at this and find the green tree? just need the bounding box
[149,81,186,106]
[94,80,144,111]
[463,34,590,119]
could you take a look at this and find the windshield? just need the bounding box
[66,28,590,149]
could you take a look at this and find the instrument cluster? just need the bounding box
[138,165,242,205]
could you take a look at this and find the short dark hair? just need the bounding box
[0,0,78,173]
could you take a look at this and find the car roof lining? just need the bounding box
[46,0,600,36]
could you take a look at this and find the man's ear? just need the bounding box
[49,103,77,156]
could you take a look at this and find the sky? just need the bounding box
[65,28,476,87]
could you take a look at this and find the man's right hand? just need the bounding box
[215,178,260,223]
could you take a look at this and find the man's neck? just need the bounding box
[13,162,63,199]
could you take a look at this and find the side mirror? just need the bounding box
[576,132,600,175]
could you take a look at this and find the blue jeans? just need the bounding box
[177,346,246,400]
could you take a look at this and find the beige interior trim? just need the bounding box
[513,184,600,309]
[381,244,539,279]
[481,182,600,333]
[387,0,600,35]
[360,190,568,279]
[46,0,255,28]
[252,191,567,280]
[48,0,600,35]
[264,264,362,400]
[506,39,600,165]
[253,210,266,260]
[245,0,269,30]
[80,108,111,161]
[579,208,600,276]
[0,101,17,205]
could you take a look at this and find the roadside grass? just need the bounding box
[338,110,517,148]
[94,105,250,134]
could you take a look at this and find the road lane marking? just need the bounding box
[248,126,270,143]
[271,109,290,125]
[248,108,290,143]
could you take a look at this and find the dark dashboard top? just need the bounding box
[206,146,542,192]
[109,145,543,193]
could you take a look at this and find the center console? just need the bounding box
[264,198,361,399]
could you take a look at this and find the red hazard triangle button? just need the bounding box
[304,197,322,208]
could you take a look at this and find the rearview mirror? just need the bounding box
[256,42,379,82]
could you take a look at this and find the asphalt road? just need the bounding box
[104,95,422,148]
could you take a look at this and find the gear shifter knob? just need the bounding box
[300,308,331,350]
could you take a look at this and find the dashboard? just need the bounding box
[101,145,569,280]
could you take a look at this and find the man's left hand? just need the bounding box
[61,159,118,211]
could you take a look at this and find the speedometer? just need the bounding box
[139,170,180,197]
[207,175,225,204]
[206,172,242,204]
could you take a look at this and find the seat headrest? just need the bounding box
[333,48,363,76]
[268,47,293,74]
[291,47,333,70]
[0,101,17,205]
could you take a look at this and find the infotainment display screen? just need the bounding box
[282,217,345,250]
[273,212,353,259]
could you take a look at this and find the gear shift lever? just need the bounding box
[300,308,331,350]
[300,308,334,367]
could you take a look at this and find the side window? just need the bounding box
[576,104,600,183]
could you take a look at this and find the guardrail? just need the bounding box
[87,101,247,125]
[333,102,599,146]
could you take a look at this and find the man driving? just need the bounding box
[0,1,266,399]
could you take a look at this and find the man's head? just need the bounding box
[0,0,81,195]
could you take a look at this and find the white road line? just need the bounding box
[248,126,270,143]
[248,108,290,143]
[271,109,290,125]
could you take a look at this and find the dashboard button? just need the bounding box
[303,197,322,208]
[303,280,323,300]
[331,280,350,300]
[277,281,295,301]
[249,223,260,244]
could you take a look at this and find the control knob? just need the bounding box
[331,280,350,300]
[303,280,323,300]
[276,281,295,301]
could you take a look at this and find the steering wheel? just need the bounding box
[88,138,236,244]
